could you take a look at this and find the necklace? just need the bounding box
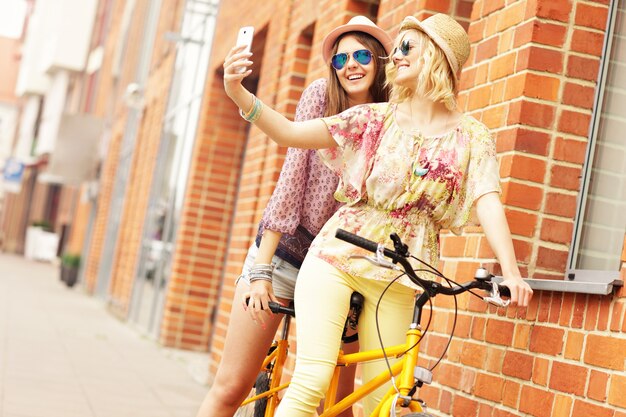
[412,158,430,177]
[405,101,453,178]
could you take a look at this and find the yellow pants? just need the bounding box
[275,256,415,417]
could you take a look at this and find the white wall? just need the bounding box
[15,0,98,96]
[0,103,18,164]
[39,0,99,74]
[35,71,69,155]
[14,96,39,162]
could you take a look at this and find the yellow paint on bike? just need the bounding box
[320,361,404,417]
[324,359,343,411]
[338,344,408,365]
[379,394,424,417]
[266,339,290,416]
[240,313,427,417]
[239,382,290,406]
[398,329,422,390]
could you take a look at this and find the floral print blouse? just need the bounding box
[309,102,501,289]
[255,78,341,268]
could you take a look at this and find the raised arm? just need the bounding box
[476,192,533,308]
[223,45,335,149]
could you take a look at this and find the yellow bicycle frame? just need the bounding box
[239,326,426,417]
[238,337,290,416]
[321,327,425,417]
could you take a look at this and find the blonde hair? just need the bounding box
[385,30,457,110]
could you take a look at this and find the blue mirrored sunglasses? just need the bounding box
[331,49,373,70]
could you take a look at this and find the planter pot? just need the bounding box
[35,231,60,261]
[60,264,79,287]
[25,227,59,262]
[24,226,42,260]
[60,265,68,282]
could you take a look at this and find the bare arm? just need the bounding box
[475,192,533,308]
[243,229,282,323]
[243,81,328,324]
[223,45,335,149]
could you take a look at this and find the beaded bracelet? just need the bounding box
[239,94,263,123]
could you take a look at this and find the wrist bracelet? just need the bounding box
[250,263,274,272]
[239,94,256,119]
[249,275,273,284]
[239,94,263,123]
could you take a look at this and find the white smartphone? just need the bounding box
[235,26,255,73]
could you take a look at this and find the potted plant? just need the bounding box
[60,253,81,287]
[31,220,53,231]
[25,221,50,259]
[25,220,58,261]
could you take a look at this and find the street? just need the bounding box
[0,253,209,417]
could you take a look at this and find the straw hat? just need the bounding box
[399,14,470,84]
[322,16,393,62]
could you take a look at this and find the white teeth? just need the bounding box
[348,74,364,80]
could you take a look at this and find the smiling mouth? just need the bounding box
[347,74,364,80]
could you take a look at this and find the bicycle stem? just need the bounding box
[413,291,430,325]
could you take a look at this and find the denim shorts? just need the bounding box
[236,244,299,300]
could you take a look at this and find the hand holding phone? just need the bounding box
[235,26,254,74]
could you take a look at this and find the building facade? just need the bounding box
[2,0,625,416]
[1,0,100,260]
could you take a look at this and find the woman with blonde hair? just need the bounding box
[195,16,392,417]
[222,13,533,417]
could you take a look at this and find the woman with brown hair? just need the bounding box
[222,12,533,417]
[195,16,392,417]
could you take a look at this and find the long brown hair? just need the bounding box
[324,31,390,117]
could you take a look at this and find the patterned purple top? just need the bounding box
[255,78,341,268]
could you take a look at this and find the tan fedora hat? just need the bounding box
[399,14,470,84]
[322,16,393,63]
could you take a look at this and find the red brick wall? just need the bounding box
[82,0,140,292]
[454,0,610,281]
[83,126,123,293]
[176,0,626,416]
[64,186,91,255]
[423,1,625,416]
[0,37,20,104]
[160,0,296,351]
[72,0,626,415]
[82,0,183,297]
[0,166,37,253]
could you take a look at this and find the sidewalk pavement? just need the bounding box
[0,253,210,417]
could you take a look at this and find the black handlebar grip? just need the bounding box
[245,298,295,316]
[335,229,379,253]
[269,301,295,317]
[497,285,511,298]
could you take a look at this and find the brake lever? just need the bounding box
[483,281,511,308]
[348,244,401,271]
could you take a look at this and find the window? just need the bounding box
[570,0,626,272]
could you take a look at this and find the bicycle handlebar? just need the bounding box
[335,228,511,301]
[269,301,295,316]
[245,298,296,316]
